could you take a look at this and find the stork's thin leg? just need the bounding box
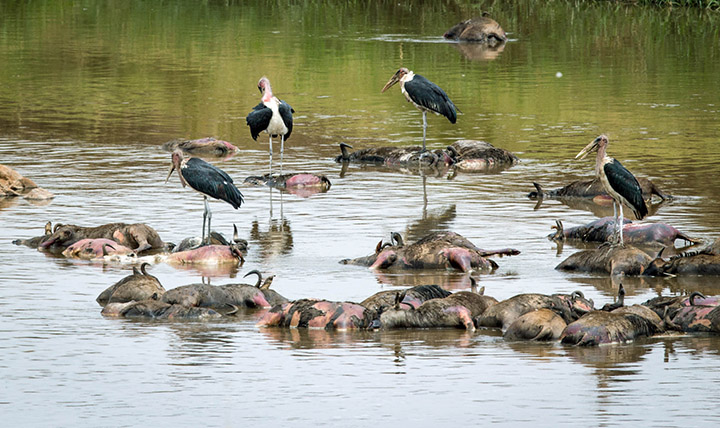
[280,134,285,175]
[201,196,208,244]
[422,110,428,152]
[613,201,617,220]
[204,196,212,245]
[268,135,273,174]
[618,203,624,246]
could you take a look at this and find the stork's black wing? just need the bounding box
[278,100,294,140]
[404,74,457,124]
[246,103,272,141]
[184,158,244,209]
[604,159,648,220]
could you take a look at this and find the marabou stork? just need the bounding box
[576,135,648,246]
[381,67,457,151]
[246,77,294,174]
[166,150,244,244]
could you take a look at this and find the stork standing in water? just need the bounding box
[381,67,457,152]
[166,150,244,244]
[246,77,294,174]
[576,135,648,245]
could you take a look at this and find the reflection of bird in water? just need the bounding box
[250,217,294,261]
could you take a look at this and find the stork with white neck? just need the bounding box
[246,77,294,174]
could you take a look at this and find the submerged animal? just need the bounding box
[560,305,664,346]
[443,14,507,46]
[644,240,720,276]
[528,177,670,201]
[161,137,239,157]
[476,291,594,330]
[257,299,377,330]
[62,238,135,259]
[101,300,222,320]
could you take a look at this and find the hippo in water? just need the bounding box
[476,291,594,330]
[101,299,222,320]
[244,173,331,197]
[556,245,653,276]
[528,177,670,202]
[443,14,507,46]
[549,218,699,247]
[643,240,720,276]
[96,263,166,306]
[39,222,166,254]
[378,290,497,331]
[256,299,378,330]
[161,270,287,311]
[340,231,520,272]
[161,137,239,157]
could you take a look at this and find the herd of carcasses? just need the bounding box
[6,16,720,347]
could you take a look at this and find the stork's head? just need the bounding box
[381,67,410,93]
[166,149,187,187]
[575,134,609,160]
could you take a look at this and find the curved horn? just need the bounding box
[233,224,240,243]
[571,290,585,299]
[53,223,64,233]
[689,291,707,306]
[391,232,404,247]
[375,239,384,254]
[243,269,263,288]
[225,303,240,316]
[132,266,142,276]
[140,262,152,276]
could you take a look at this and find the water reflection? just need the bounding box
[449,41,506,61]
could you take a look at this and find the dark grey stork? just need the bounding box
[576,135,648,245]
[381,67,457,151]
[166,149,244,244]
[246,77,294,174]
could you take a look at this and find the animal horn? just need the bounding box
[53,223,64,233]
[243,269,263,288]
[132,266,142,276]
[375,240,384,254]
[44,221,52,235]
[532,182,544,197]
[225,303,240,316]
[571,290,585,299]
[233,224,240,243]
[140,262,151,276]
[689,291,707,306]
[391,232,404,247]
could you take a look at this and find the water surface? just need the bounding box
[1,1,720,426]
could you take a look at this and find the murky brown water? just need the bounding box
[1,1,720,426]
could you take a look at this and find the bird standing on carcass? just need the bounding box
[166,149,244,245]
[576,135,648,245]
[381,67,457,152]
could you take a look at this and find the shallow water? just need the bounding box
[1,1,720,426]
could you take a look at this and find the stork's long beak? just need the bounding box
[165,165,175,183]
[575,137,600,160]
[381,72,402,93]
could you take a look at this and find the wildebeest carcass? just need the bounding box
[528,177,670,202]
[360,284,452,313]
[96,263,166,306]
[244,172,331,197]
[39,222,166,254]
[161,270,287,312]
[644,240,720,276]
[560,305,665,346]
[446,140,517,173]
[256,299,378,330]
[101,300,222,320]
[161,137,239,157]
[549,217,698,247]
[378,290,497,331]
[476,291,594,330]
[340,231,520,273]
[556,245,653,276]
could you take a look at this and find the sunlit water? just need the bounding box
[1,1,720,426]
